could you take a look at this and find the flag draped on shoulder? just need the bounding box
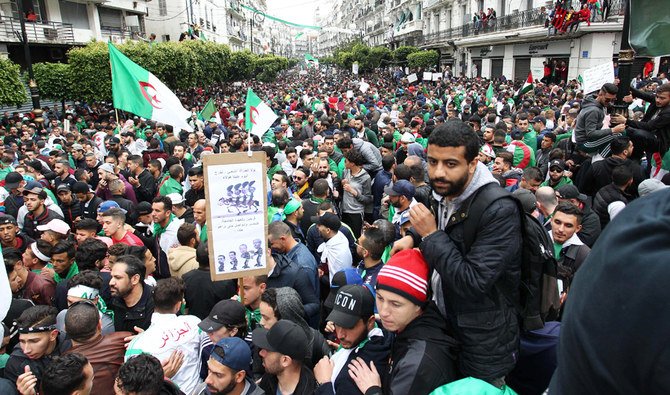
[108,42,192,132]
[245,88,277,137]
[514,72,534,100]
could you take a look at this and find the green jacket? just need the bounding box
[541,176,573,190]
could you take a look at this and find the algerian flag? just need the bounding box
[198,98,217,121]
[515,72,534,99]
[485,82,494,105]
[630,0,670,56]
[651,151,670,180]
[245,88,277,137]
[108,42,192,132]
[577,75,584,85]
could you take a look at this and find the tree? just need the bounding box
[407,50,439,69]
[228,50,257,81]
[368,46,392,69]
[0,58,27,106]
[29,63,73,104]
[393,46,419,64]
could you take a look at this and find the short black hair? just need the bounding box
[52,240,76,259]
[115,254,146,283]
[196,242,209,269]
[382,154,395,171]
[360,226,386,260]
[610,135,631,156]
[177,222,197,246]
[152,195,173,212]
[409,163,424,181]
[40,353,89,395]
[153,277,185,312]
[394,164,411,181]
[428,120,480,162]
[344,149,365,167]
[187,166,203,177]
[75,217,99,232]
[336,137,353,150]
[17,305,58,329]
[260,287,279,319]
[601,83,619,95]
[555,201,584,225]
[75,239,108,271]
[64,300,99,343]
[612,165,633,187]
[67,270,103,291]
[522,167,543,183]
[116,354,164,395]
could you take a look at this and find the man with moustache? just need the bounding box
[392,120,522,387]
[108,254,155,333]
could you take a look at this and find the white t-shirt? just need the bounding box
[125,312,210,394]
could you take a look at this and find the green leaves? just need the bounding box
[0,58,28,106]
[407,50,439,69]
[30,62,73,101]
[392,46,420,63]
[17,41,291,103]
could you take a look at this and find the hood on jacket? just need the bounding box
[167,245,197,272]
[399,302,457,354]
[269,253,291,276]
[432,161,499,208]
[274,287,312,340]
[581,95,604,111]
[407,143,426,160]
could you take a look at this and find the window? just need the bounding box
[158,0,167,16]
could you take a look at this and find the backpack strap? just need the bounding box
[462,183,513,254]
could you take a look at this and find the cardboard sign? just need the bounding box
[360,81,370,93]
[432,72,443,81]
[407,73,418,83]
[352,62,359,75]
[581,62,615,94]
[203,152,269,281]
[346,90,354,98]
[423,72,432,81]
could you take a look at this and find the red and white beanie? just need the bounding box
[376,249,430,306]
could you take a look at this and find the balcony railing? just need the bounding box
[101,26,143,40]
[0,15,74,44]
[420,0,624,45]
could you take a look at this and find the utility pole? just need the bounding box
[15,0,40,111]
[614,0,633,106]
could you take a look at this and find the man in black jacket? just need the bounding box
[550,202,591,301]
[314,285,392,395]
[392,120,522,386]
[127,154,157,203]
[581,135,645,197]
[612,83,670,163]
[348,249,458,394]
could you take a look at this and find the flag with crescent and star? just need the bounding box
[244,88,277,137]
[108,42,192,132]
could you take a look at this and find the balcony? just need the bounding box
[420,0,624,46]
[0,16,74,44]
[101,26,143,41]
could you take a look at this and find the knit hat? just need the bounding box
[376,249,430,306]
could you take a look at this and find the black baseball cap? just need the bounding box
[56,184,71,193]
[549,159,567,172]
[137,201,152,216]
[557,184,587,202]
[0,214,17,226]
[72,181,92,194]
[198,300,246,332]
[310,212,341,232]
[4,172,23,190]
[324,269,363,309]
[326,285,375,329]
[252,320,308,361]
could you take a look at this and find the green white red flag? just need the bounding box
[515,72,534,99]
[245,88,277,137]
[108,42,192,132]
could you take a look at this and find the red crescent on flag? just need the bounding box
[139,81,162,109]
[250,106,259,125]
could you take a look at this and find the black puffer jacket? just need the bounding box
[592,183,631,229]
[365,303,458,395]
[419,180,522,382]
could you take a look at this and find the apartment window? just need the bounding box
[162,34,170,41]
[158,0,167,16]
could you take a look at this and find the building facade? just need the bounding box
[317,0,641,83]
[0,0,149,64]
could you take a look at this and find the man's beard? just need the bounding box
[429,172,469,198]
[208,378,238,395]
[318,171,329,178]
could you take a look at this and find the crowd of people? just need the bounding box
[0,58,669,395]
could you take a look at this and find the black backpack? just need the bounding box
[463,184,560,331]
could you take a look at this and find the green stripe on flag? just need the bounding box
[108,43,153,119]
[198,98,216,121]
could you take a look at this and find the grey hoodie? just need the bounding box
[574,95,612,144]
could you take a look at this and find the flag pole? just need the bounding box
[108,42,121,135]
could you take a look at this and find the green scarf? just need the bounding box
[246,307,261,329]
[153,214,176,237]
[200,224,208,243]
[54,261,79,284]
